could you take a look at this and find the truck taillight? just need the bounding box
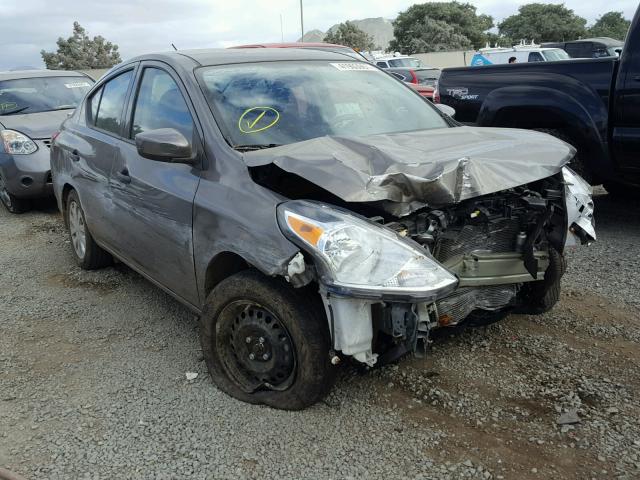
[409,69,418,84]
[433,84,441,103]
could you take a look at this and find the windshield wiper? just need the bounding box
[234,144,281,152]
[0,106,30,116]
[50,105,77,111]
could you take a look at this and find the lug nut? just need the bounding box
[249,353,255,360]
[262,353,269,360]
[259,337,265,343]
[245,336,252,343]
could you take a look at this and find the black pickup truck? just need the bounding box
[437,6,640,194]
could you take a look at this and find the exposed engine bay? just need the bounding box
[381,175,568,328]
[252,142,595,367]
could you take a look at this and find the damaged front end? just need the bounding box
[277,166,595,367]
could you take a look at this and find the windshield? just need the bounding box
[0,76,93,116]
[388,57,423,68]
[198,61,449,149]
[541,49,571,61]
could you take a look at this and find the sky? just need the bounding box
[0,0,637,70]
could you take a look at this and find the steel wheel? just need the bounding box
[68,200,87,259]
[215,300,297,393]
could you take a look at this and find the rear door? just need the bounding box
[74,68,136,246]
[108,61,202,305]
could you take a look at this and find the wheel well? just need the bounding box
[61,184,74,224]
[204,252,250,296]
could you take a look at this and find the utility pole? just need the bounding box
[300,0,304,42]
[280,14,284,43]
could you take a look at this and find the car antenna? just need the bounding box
[171,43,178,51]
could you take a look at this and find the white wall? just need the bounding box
[413,50,475,69]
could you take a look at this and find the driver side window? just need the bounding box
[130,67,194,142]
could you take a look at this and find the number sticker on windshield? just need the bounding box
[330,63,378,72]
[64,82,92,89]
[238,107,280,134]
[0,102,18,111]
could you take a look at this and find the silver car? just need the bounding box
[0,70,93,212]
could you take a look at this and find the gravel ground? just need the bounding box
[1,191,639,480]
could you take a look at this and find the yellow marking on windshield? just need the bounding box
[238,107,280,134]
[248,110,266,129]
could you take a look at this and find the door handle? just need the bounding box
[115,167,131,184]
[70,149,80,162]
[634,75,640,81]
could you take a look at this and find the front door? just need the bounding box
[109,63,202,306]
[612,11,640,174]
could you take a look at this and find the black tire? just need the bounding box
[534,129,591,184]
[200,270,337,410]
[516,248,566,315]
[65,190,112,270]
[0,173,30,214]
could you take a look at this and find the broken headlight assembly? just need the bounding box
[277,200,458,301]
[562,166,596,246]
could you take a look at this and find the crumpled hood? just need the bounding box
[0,110,72,139]
[244,127,575,216]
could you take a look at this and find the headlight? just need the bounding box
[277,200,458,300]
[1,130,38,155]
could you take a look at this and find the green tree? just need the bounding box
[390,2,494,54]
[41,22,121,70]
[323,21,375,51]
[588,11,631,40]
[498,4,587,43]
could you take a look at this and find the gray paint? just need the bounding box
[244,127,574,216]
[51,48,578,312]
[0,71,93,200]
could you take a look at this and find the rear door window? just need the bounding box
[528,52,544,62]
[94,70,134,136]
[130,67,194,141]
[88,86,103,125]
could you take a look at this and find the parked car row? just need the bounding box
[2,45,596,411]
[0,70,93,212]
[436,4,640,194]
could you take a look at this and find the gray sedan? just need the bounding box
[51,48,595,410]
[0,70,93,213]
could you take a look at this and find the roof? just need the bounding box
[232,42,348,49]
[0,69,86,81]
[542,37,624,47]
[569,37,624,46]
[170,48,361,66]
[374,54,415,60]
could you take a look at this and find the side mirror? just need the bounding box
[434,103,456,118]
[135,128,194,163]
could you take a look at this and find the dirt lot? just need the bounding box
[1,192,639,480]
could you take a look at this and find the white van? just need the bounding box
[470,44,571,66]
